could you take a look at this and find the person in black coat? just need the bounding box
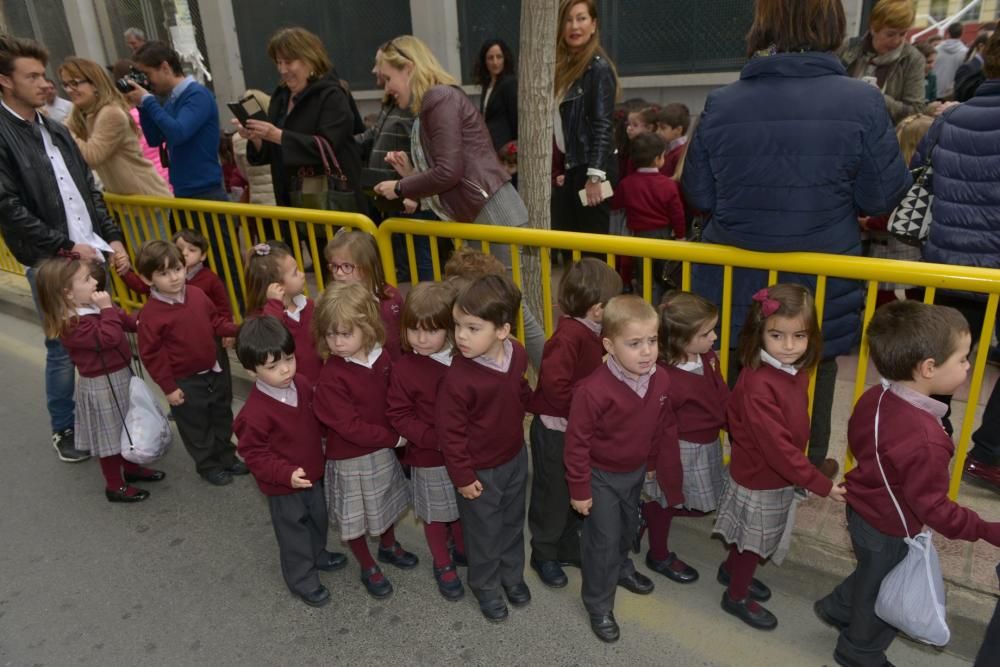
[474,39,518,151]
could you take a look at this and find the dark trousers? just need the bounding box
[456,447,528,602]
[975,578,1000,667]
[551,165,614,236]
[171,371,237,477]
[581,465,646,617]
[267,485,329,596]
[817,507,908,667]
[528,417,581,563]
[932,293,1000,465]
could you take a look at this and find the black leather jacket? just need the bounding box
[559,54,617,174]
[0,106,122,266]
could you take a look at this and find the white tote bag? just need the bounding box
[119,376,172,465]
[871,384,951,646]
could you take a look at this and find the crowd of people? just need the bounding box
[1,0,1000,664]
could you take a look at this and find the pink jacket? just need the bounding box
[130,108,171,192]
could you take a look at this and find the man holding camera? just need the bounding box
[123,41,223,201]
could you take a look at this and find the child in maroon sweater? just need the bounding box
[527,258,622,588]
[564,295,683,644]
[232,316,347,607]
[713,284,846,632]
[312,281,416,600]
[134,241,243,486]
[437,275,533,623]
[640,291,729,586]
[386,282,468,601]
[34,256,164,502]
[816,301,1000,667]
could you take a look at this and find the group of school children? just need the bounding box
[33,225,1000,666]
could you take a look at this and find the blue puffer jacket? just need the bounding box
[920,80,1000,275]
[682,52,911,358]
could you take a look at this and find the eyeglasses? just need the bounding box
[330,262,356,275]
[60,79,91,90]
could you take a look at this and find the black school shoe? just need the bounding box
[124,468,166,483]
[645,551,699,584]
[105,486,150,503]
[226,461,250,475]
[317,551,348,572]
[433,563,465,601]
[202,470,233,486]
[716,564,771,602]
[503,582,531,607]
[589,612,621,643]
[720,592,778,631]
[813,600,849,631]
[360,565,393,599]
[530,558,568,588]
[617,570,655,595]
[478,597,509,623]
[299,585,331,608]
[833,649,895,667]
[377,542,419,569]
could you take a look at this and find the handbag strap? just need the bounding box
[917,105,960,170]
[873,381,912,540]
[94,327,136,453]
[313,135,346,181]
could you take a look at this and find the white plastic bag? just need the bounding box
[120,376,172,464]
[871,383,950,646]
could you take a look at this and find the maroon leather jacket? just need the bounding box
[397,85,510,222]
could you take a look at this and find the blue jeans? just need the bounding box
[26,266,76,433]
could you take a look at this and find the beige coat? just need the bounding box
[232,132,276,206]
[74,105,172,197]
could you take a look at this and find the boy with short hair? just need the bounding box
[233,316,346,607]
[655,102,691,177]
[815,300,1000,667]
[135,240,243,485]
[564,295,683,643]
[437,274,533,623]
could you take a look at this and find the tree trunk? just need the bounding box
[518,0,558,331]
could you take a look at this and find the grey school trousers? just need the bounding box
[267,485,329,597]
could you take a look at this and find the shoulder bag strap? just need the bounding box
[873,383,912,539]
[314,135,346,181]
[94,329,136,451]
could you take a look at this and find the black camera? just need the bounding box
[115,68,151,94]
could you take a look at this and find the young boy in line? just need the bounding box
[655,102,691,178]
[233,316,347,607]
[135,240,245,486]
[815,300,1000,667]
[564,295,683,643]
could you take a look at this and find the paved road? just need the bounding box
[0,312,976,666]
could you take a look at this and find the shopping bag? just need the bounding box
[120,376,172,465]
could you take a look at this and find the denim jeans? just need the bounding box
[26,266,76,433]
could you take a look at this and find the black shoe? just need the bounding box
[52,429,89,463]
[360,566,393,599]
[124,468,166,483]
[226,461,250,475]
[589,612,621,643]
[503,582,531,607]
[433,563,465,601]
[478,597,509,623]
[617,570,654,595]
[558,558,582,569]
[317,551,347,572]
[105,486,150,503]
[717,564,771,602]
[814,600,849,631]
[720,592,777,631]
[299,586,331,608]
[530,558,568,588]
[377,542,419,569]
[450,548,468,567]
[202,470,233,486]
[646,551,699,584]
[833,648,895,667]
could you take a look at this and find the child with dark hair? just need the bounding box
[437,274,533,622]
[527,258,622,588]
[233,316,347,607]
[816,300,1000,667]
[135,240,243,485]
[654,103,691,178]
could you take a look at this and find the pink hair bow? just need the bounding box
[253,243,271,256]
[752,288,780,318]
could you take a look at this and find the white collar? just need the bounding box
[2,100,40,123]
[637,167,660,173]
[255,379,298,407]
[760,349,799,376]
[676,355,703,372]
[75,305,101,317]
[345,344,383,369]
[429,344,454,367]
[186,262,204,281]
[284,293,308,322]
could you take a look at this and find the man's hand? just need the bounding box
[122,81,150,107]
[110,241,130,273]
[71,244,100,263]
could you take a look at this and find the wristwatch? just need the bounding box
[588,175,602,184]
[394,181,403,198]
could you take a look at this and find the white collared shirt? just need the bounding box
[255,379,298,407]
[676,355,704,373]
[186,262,204,281]
[345,344,383,369]
[285,294,308,322]
[429,344,454,367]
[75,305,101,317]
[473,338,513,373]
[759,350,799,376]
[573,316,602,336]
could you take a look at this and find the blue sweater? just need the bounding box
[138,79,222,197]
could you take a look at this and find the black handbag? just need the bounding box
[288,135,358,213]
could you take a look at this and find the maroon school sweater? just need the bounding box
[313,350,399,460]
[380,285,404,361]
[234,376,325,496]
[727,365,833,496]
[662,351,730,443]
[121,266,232,320]
[610,170,685,237]
[261,297,322,384]
[564,363,683,505]
[436,341,532,488]
[61,306,137,378]
[137,286,238,395]
[661,143,686,179]
[528,317,603,418]
[386,352,450,468]
[846,386,1000,543]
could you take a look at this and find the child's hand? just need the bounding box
[828,483,847,503]
[91,291,113,309]
[166,389,185,406]
[290,467,312,489]
[266,282,285,302]
[571,497,593,516]
[221,337,235,349]
[458,480,483,500]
